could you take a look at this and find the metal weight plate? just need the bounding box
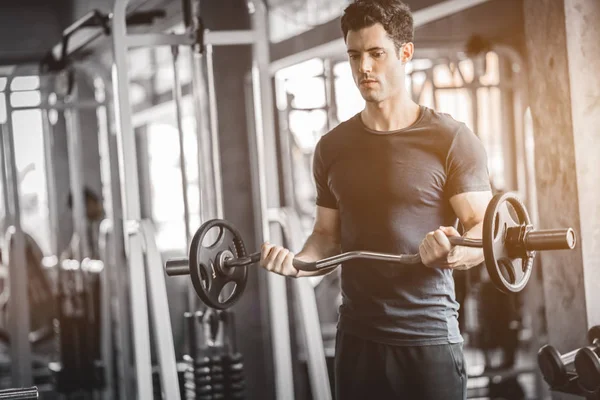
[588,325,600,345]
[188,219,248,310]
[482,192,534,293]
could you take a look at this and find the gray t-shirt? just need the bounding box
[313,106,491,346]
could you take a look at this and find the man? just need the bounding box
[260,1,492,399]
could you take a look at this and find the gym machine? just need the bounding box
[182,309,246,399]
[108,0,325,398]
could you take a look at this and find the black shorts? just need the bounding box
[334,331,467,400]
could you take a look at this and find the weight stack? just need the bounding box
[222,352,246,399]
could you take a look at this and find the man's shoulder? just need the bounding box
[424,106,467,134]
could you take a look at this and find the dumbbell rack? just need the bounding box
[182,310,246,400]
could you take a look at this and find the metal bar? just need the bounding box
[268,0,493,74]
[249,1,295,398]
[186,2,209,224]
[140,220,182,400]
[97,220,114,400]
[111,1,154,398]
[126,30,257,49]
[5,100,108,111]
[1,111,33,386]
[204,29,257,46]
[172,46,192,244]
[0,129,10,224]
[95,76,133,400]
[274,208,332,400]
[39,85,59,256]
[63,9,105,38]
[190,59,211,220]
[127,33,194,48]
[171,45,196,312]
[40,100,106,110]
[64,86,91,260]
[91,69,118,400]
[204,44,224,219]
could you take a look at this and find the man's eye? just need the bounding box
[372,52,384,58]
[349,54,360,60]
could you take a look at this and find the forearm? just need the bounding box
[450,222,485,270]
[294,231,341,278]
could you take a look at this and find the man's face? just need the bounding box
[346,23,412,103]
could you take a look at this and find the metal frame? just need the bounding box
[110,0,303,398]
[112,1,180,398]
[111,0,273,398]
[248,2,296,398]
[90,66,133,400]
[0,82,33,387]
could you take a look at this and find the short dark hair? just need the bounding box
[341,0,414,52]
[67,186,100,209]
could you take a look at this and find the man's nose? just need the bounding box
[358,55,373,74]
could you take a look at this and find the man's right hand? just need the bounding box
[259,242,300,277]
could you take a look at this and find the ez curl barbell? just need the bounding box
[165,192,576,310]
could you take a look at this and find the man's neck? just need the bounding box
[361,93,421,132]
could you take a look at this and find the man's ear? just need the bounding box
[400,42,415,63]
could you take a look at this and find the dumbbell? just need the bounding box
[538,326,600,389]
[574,326,600,393]
[538,345,579,388]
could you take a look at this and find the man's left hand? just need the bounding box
[419,226,465,269]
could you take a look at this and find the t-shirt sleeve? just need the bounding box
[445,124,492,197]
[312,139,338,209]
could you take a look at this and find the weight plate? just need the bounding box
[588,325,600,345]
[483,192,534,293]
[189,219,248,310]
